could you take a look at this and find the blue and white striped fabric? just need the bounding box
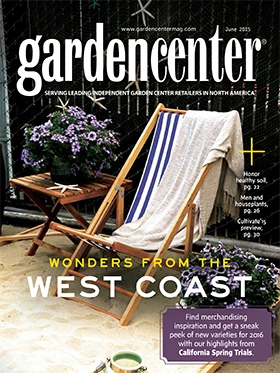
[125,111,185,224]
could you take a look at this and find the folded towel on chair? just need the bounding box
[112,110,244,250]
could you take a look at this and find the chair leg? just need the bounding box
[51,240,92,296]
[82,197,118,259]
[120,259,162,326]
[0,224,43,246]
[120,291,143,326]
[116,187,124,228]
[184,203,196,259]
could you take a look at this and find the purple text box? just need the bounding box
[161,308,272,363]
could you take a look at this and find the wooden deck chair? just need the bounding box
[49,103,241,325]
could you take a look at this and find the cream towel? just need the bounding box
[112,110,244,250]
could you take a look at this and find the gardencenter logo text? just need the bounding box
[17,23,263,96]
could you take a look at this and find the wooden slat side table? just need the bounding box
[3,172,132,257]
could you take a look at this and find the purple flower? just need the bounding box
[177,299,188,309]
[22,104,119,175]
[229,262,239,270]
[211,242,222,252]
[178,242,280,310]
[90,119,98,127]
[30,132,40,142]
[203,242,211,253]
[21,148,31,165]
[255,264,266,271]
[97,138,103,145]
[51,134,68,143]
[98,120,107,129]
[226,299,248,309]
[31,159,44,169]
[103,147,111,155]
[71,140,81,155]
[87,131,97,141]
[44,120,53,128]
[203,253,212,259]
[216,266,226,274]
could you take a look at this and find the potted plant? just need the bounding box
[21,102,120,184]
[178,242,280,309]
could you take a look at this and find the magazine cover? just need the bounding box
[0,0,279,373]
